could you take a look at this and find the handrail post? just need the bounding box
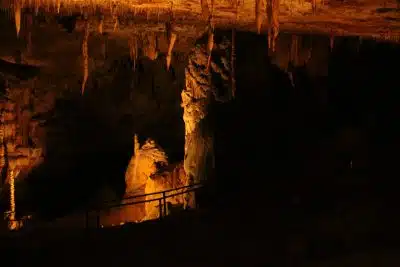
[162,192,167,217]
[158,198,163,219]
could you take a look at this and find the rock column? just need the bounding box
[182,35,232,208]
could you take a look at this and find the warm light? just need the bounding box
[14,0,21,38]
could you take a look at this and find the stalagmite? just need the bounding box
[8,167,18,230]
[14,0,21,38]
[81,20,89,95]
[0,114,5,185]
[113,16,119,32]
[255,0,263,34]
[182,36,232,208]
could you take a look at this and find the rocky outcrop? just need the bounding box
[125,137,168,197]
[181,33,232,208]
[0,86,42,229]
[124,136,188,221]
[0,87,42,187]
[144,163,186,220]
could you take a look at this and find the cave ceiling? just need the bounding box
[0,0,398,89]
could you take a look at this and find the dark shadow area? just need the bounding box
[208,30,400,261]
[0,59,40,80]
[376,7,399,13]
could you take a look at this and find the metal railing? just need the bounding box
[2,183,203,232]
[86,183,203,228]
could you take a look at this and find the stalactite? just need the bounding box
[255,0,263,34]
[129,35,138,71]
[230,0,238,99]
[143,33,158,61]
[231,28,236,99]
[166,10,177,71]
[111,2,118,32]
[290,34,299,66]
[81,20,89,95]
[206,0,215,72]
[330,32,334,52]
[98,16,103,35]
[34,0,39,15]
[56,0,60,13]
[14,0,21,38]
[267,0,279,52]
[206,23,214,72]
[312,0,317,14]
[200,0,210,20]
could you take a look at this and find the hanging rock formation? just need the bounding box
[255,0,263,34]
[165,20,177,71]
[81,19,89,95]
[182,33,233,208]
[14,0,21,38]
[267,0,280,52]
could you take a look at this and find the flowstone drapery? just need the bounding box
[182,34,233,208]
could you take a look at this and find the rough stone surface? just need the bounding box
[181,33,231,207]
[144,162,186,220]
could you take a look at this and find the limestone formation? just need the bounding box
[0,86,42,229]
[182,33,232,208]
[142,33,159,61]
[144,163,186,220]
[255,0,263,34]
[267,0,280,52]
[125,137,168,196]
[14,0,21,38]
[165,20,177,71]
[81,19,89,95]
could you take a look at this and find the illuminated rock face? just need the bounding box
[0,88,42,187]
[125,138,168,196]
[182,34,232,208]
[144,163,186,220]
[0,86,42,227]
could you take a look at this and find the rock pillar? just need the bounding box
[182,34,232,208]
